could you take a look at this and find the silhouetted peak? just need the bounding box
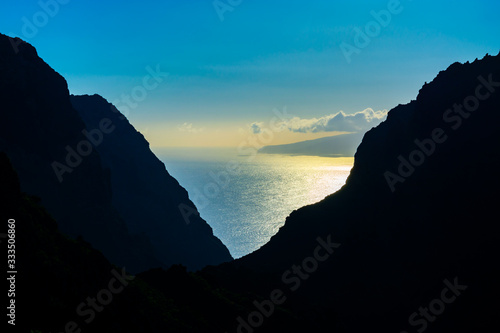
[232,53,500,331]
[70,93,106,101]
[0,33,33,57]
[1,33,232,273]
[70,93,131,126]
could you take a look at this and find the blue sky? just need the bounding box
[1,0,499,146]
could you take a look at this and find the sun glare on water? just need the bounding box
[158,148,354,258]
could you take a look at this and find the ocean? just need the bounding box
[154,147,354,259]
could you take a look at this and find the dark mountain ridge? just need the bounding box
[2,31,499,332]
[205,52,500,332]
[70,94,231,269]
[0,33,231,273]
[0,152,290,333]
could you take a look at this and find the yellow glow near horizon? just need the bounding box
[135,122,349,148]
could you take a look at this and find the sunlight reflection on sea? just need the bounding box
[155,147,353,259]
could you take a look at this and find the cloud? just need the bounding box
[285,108,388,133]
[178,122,204,134]
[250,122,264,134]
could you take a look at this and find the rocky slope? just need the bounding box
[2,31,499,332]
[0,152,282,333]
[208,53,500,332]
[0,33,231,273]
[70,94,231,269]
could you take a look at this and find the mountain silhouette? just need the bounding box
[2,31,499,332]
[70,94,232,269]
[0,33,231,273]
[208,52,500,332]
[0,152,287,332]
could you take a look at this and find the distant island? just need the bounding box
[258,132,364,157]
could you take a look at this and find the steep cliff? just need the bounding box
[0,153,266,333]
[70,94,232,269]
[0,33,231,273]
[215,53,500,332]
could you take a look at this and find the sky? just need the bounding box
[1,0,499,147]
